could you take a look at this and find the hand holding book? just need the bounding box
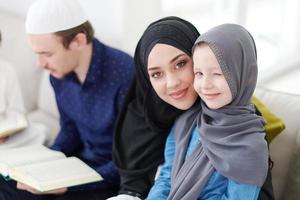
[17,182,67,195]
[0,114,28,139]
[0,137,8,144]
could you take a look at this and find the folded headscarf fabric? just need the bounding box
[168,24,269,200]
[112,16,200,197]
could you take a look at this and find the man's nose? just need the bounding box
[36,55,46,68]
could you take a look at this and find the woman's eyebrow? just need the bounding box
[148,66,160,71]
[170,53,185,63]
[148,53,186,71]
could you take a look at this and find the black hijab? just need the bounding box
[112,16,200,198]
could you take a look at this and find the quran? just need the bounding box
[0,145,102,192]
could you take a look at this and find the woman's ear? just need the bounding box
[69,33,87,50]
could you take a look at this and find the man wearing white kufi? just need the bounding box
[0,0,134,199]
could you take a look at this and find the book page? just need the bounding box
[0,145,65,177]
[0,115,28,138]
[10,157,102,192]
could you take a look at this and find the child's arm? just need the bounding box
[220,179,260,200]
[199,171,260,200]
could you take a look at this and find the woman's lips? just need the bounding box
[169,88,188,100]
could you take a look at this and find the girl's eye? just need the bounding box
[151,72,162,79]
[213,73,223,76]
[175,60,187,69]
[194,71,203,76]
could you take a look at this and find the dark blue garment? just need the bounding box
[50,38,134,192]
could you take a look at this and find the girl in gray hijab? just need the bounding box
[147,24,269,200]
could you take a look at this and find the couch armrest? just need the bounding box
[254,87,300,200]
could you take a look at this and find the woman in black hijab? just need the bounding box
[112,16,199,199]
[110,17,274,200]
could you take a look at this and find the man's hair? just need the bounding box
[55,21,94,49]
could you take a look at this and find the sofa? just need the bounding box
[254,87,300,200]
[1,9,300,200]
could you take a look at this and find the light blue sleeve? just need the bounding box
[146,128,175,200]
[199,171,260,200]
[219,179,260,200]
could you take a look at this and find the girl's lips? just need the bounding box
[203,93,220,99]
[169,88,188,100]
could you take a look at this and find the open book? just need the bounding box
[0,145,102,192]
[0,115,28,138]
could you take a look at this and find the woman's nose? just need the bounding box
[166,74,180,89]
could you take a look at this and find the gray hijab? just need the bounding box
[168,24,268,200]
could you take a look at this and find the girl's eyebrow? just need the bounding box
[193,65,221,71]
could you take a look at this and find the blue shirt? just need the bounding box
[50,39,134,191]
[147,127,261,200]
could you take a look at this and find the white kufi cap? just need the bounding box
[26,0,88,34]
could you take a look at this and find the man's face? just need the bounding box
[27,33,78,79]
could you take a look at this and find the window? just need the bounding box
[162,0,300,83]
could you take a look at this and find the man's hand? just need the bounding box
[0,136,8,144]
[106,194,142,200]
[17,182,67,195]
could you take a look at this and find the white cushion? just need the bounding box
[37,71,59,118]
[27,109,59,146]
[283,130,300,200]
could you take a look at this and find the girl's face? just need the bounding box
[193,43,232,109]
[147,43,198,110]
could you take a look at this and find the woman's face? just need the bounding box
[193,43,232,109]
[147,43,198,110]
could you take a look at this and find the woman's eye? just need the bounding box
[175,60,187,69]
[151,72,162,78]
